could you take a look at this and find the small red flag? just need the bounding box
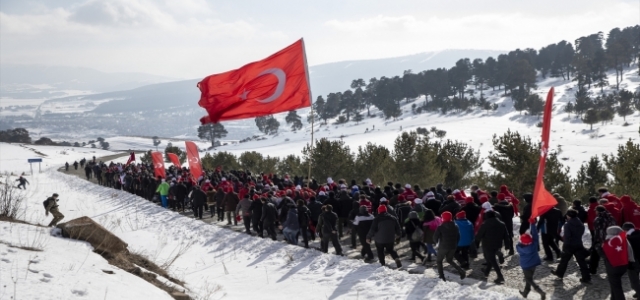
[167,153,181,167]
[602,231,629,267]
[185,141,203,180]
[151,151,166,179]
[530,88,558,222]
[198,39,311,124]
[125,152,135,166]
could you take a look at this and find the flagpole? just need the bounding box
[302,38,314,188]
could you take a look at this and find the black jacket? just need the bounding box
[493,202,515,234]
[261,202,277,223]
[323,195,340,214]
[627,230,640,263]
[338,191,353,218]
[308,200,323,222]
[434,221,460,252]
[538,207,562,235]
[367,213,401,244]
[320,211,339,235]
[520,203,532,234]
[476,215,509,251]
[249,199,263,220]
[424,199,442,216]
[190,189,207,206]
[355,214,374,241]
[174,184,187,201]
[396,202,412,223]
[562,217,585,249]
[298,205,311,227]
[439,199,461,216]
[462,202,481,225]
[573,205,588,224]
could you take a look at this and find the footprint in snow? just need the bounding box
[28,268,40,273]
[72,289,87,296]
[1,258,10,263]
[40,278,50,283]
[43,273,53,278]
[7,249,16,253]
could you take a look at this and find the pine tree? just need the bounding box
[488,130,538,196]
[285,110,303,131]
[583,109,600,130]
[391,132,443,187]
[574,89,593,118]
[302,138,354,181]
[239,151,264,173]
[573,156,609,202]
[353,111,364,124]
[255,115,280,135]
[564,102,575,118]
[354,143,393,185]
[526,93,545,117]
[617,89,635,121]
[603,140,640,196]
[198,123,228,148]
[276,154,304,177]
[314,96,328,124]
[599,109,614,125]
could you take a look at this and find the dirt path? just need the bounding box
[57,153,629,300]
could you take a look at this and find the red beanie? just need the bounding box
[465,196,474,204]
[500,185,508,193]
[378,205,387,214]
[497,193,506,201]
[456,211,466,219]
[520,232,533,245]
[621,195,632,203]
[398,195,406,202]
[479,194,489,203]
[442,211,452,222]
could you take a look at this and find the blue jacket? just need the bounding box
[455,219,474,247]
[516,223,541,270]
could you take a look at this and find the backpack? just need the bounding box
[411,226,424,242]
[43,198,51,210]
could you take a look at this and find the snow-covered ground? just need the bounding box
[99,67,640,175]
[0,143,526,299]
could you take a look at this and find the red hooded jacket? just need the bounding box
[500,185,520,216]
[621,195,640,228]
[587,202,598,231]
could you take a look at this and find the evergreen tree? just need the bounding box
[314,96,328,124]
[350,79,366,89]
[239,151,264,173]
[276,154,304,177]
[391,132,443,187]
[302,138,354,181]
[353,111,364,124]
[255,115,280,135]
[603,140,640,197]
[583,109,600,130]
[573,156,609,202]
[201,151,239,171]
[432,139,482,188]
[354,143,393,185]
[285,110,303,131]
[449,58,472,99]
[526,93,545,117]
[573,89,593,118]
[599,109,614,125]
[197,123,228,148]
[564,102,575,118]
[617,89,635,121]
[488,130,538,196]
[606,28,633,90]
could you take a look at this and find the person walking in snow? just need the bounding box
[73,161,78,170]
[190,185,207,219]
[15,176,29,189]
[318,205,343,255]
[367,205,402,267]
[475,210,509,284]
[405,211,425,263]
[236,194,253,234]
[551,209,591,284]
[353,206,375,261]
[44,193,64,227]
[65,162,69,171]
[155,178,170,208]
[223,189,240,226]
[261,197,278,240]
[517,219,546,300]
[454,211,474,269]
[434,211,466,281]
[282,203,300,245]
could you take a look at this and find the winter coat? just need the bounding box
[439,199,461,216]
[519,203,532,234]
[412,203,427,220]
[493,201,514,233]
[604,203,622,225]
[593,211,616,246]
[215,190,226,208]
[396,202,412,223]
[354,214,375,241]
[627,229,640,263]
[323,195,340,214]
[308,200,323,222]
[236,197,252,217]
[261,202,277,223]
[190,188,207,206]
[250,199,263,221]
[320,211,339,235]
[516,223,541,270]
[434,221,460,252]
[555,196,569,215]
[206,190,216,205]
[462,202,481,225]
[573,204,588,224]
[283,208,300,231]
[338,191,353,218]
[475,215,509,251]
[455,219,474,247]
[223,192,240,211]
[367,213,401,244]
[424,199,442,216]
[587,203,598,231]
[156,182,170,196]
[538,207,562,235]
[562,217,585,249]
[404,218,422,242]
[297,205,311,227]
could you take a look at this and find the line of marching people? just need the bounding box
[71,159,640,300]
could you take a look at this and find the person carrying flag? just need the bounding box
[601,226,636,300]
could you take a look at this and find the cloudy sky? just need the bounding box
[1,0,638,79]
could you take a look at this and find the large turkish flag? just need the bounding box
[198,39,311,124]
[151,151,166,179]
[185,141,203,180]
[530,88,558,222]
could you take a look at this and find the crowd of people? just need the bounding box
[65,159,640,300]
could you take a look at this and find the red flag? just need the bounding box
[167,153,181,167]
[602,231,629,267]
[198,39,311,124]
[125,152,135,166]
[185,141,203,180]
[151,151,166,178]
[530,88,558,222]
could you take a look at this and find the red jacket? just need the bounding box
[500,185,520,216]
[604,203,622,225]
[359,199,372,213]
[603,193,622,210]
[621,196,640,228]
[401,188,417,205]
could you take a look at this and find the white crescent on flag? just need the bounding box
[256,68,286,103]
[608,235,624,251]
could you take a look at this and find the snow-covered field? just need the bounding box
[0,143,526,299]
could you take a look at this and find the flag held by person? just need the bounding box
[198,39,311,124]
[530,88,558,222]
[125,152,135,166]
[151,151,166,179]
[167,153,181,167]
[602,230,629,267]
[185,141,203,180]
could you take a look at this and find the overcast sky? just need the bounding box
[1,0,638,79]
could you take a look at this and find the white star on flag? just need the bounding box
[616,246,622,252]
